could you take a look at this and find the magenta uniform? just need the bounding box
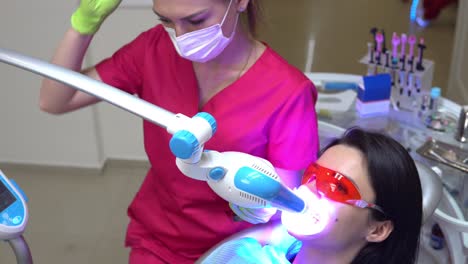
[95,25,319,263]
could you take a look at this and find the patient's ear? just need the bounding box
[366,220,394,243]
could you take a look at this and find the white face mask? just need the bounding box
[164,0,238,63]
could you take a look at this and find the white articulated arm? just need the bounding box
[0,47,305,214]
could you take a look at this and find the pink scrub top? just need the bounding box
[95,25,319,263]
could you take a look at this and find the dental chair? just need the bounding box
[196,160,443,263]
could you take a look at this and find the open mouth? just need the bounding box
[281,186,331,236]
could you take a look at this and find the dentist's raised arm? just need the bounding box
[39,0,121,114]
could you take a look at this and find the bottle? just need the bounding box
[418,94,429,119]
[423,87,442,129]
[430,223,445,250]
[429,87,441,114]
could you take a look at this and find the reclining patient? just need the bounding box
[203,127,423,264]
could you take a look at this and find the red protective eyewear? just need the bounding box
[302,163,386,215]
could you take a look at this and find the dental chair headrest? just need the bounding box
[415,160,443,223]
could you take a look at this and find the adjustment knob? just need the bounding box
[169,130,199,159]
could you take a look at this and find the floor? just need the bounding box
[0,161,148,264]
[0,1,459,263]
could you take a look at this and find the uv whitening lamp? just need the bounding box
[0,47,305,214]
[0,47,310,263]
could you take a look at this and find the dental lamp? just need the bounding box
[0,48,306,262]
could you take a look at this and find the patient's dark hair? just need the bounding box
[321,127,422,264]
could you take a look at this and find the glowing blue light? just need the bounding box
[281,186,331,236]
[410,0,420,21]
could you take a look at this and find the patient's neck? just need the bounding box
[293,241,364,264]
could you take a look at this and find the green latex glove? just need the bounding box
[71,0,122,35]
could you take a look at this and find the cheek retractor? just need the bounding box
[281,185,331,236]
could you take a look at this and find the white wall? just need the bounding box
[0,1,154,168]
[447,0,468,105]
[1,1,466,168]
[90,5,156,162]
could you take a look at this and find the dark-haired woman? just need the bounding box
[208,127,422,264]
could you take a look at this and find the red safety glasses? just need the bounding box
[302,163,386,215]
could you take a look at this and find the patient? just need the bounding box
[202,127,423,264]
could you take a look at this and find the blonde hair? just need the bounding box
[241,0,262,37]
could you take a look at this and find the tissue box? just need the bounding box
[356,74,392,116]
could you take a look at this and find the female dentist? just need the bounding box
[39,0,319,263]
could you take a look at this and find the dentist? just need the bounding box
[39,0,319,263]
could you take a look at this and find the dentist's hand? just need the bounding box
[230,203,277,224]
[71,0,122,35]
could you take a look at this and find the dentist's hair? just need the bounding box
[233,0,262,37]
[321,127,422,264]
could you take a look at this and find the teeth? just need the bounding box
[303,209,321,224]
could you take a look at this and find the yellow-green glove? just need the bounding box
[71,0,122,35]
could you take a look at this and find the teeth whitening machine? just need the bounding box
[0,170,31,264]
[0,48,307,263]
